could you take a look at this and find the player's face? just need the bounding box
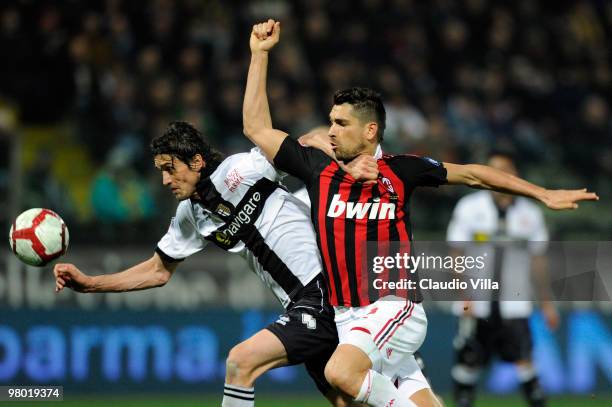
[488,155,517,176]
[154,154,202,200]
[489,155,518,205]
[328,103,370,162]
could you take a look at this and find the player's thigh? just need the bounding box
[266,302,338,366]
[326,343,373,374]
[324,342,373,395]
[369,301,427,376]
[497,318,532,362]
[465,317,494,366]
[302,339,338,398]
[396,354,432,400]
[267,299,341,397]
[228,328,289,371]
[410,388,445,407]
[398,363,445,407]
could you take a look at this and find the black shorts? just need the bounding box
[455,316,533,365]
[266,274,338,396]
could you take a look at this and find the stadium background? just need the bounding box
[0,0,610,405]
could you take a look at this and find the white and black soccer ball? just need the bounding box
[9,208,70,267]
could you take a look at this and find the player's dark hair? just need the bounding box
[333,87,386,142]
[150,121,224,177]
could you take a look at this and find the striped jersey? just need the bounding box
[447,190,549,318]
[157,147,322,309]
[274,137,447,307]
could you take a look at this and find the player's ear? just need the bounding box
[191,154,205,172]
[365,122,378,142]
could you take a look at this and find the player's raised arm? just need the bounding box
[53,252,178,293]
[242,19,288,161]
[443,162,599,210]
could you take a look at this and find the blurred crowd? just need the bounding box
[0,0,611,240]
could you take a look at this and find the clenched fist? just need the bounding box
[250,19,280,53]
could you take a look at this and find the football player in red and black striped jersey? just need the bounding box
[243,19,598,407]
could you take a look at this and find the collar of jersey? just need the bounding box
[193,176,217,209]
[374,144,383,159]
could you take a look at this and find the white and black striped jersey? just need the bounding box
[157,148,322,309]
[446,190,549,318]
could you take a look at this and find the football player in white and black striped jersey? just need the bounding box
[447,150,560,407]
[53,121,372,407]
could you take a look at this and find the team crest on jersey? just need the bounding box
[215,203,232,217]
[381,177,395,193]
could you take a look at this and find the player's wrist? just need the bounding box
[251,49,270,56]
[82,275,97,293]
[534,188,550,204]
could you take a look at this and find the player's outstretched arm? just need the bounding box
[242,18,289,161]
[53,252,178,293]
[444,162,599,210]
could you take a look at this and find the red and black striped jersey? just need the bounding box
[274,136,448,307]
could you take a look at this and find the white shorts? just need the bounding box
[334,297,430,396]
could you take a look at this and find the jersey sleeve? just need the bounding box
[156,202,207,261]
[292,186,311,208]
[273,136,331,186]
[250,147,286,182]
[388,155,448,188]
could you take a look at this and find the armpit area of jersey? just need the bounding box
[155,246,185,263]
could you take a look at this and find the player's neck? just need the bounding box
[345,144,379,162]
[493,194,514,210]
[362,144,378,157]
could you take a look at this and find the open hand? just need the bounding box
[540,188,599,210]
[340,155,379,183]
[250,19,280,53]
[298,126,333,157]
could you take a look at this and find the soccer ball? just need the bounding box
[9,208,69,267]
